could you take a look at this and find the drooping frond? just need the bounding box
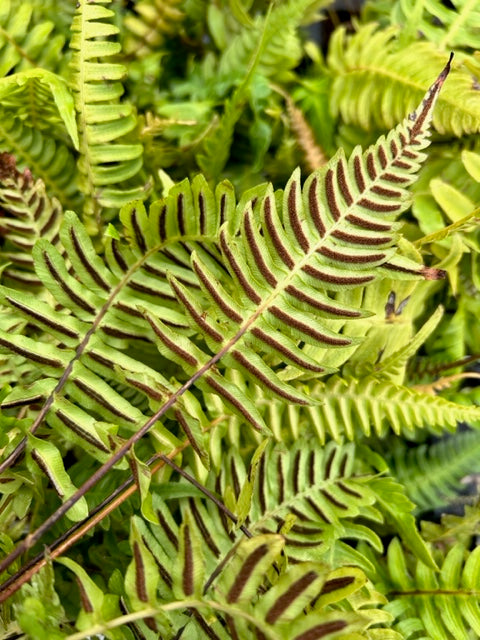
[390,428,480,512]
[327,23,480,135]
[69,0,147,231]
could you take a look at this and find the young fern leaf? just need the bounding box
[123,0,184,58]
[148,57,451,431]
[70,0,147,230]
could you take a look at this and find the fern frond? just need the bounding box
[123,0,184,57]
[390,429,480,512]
[0,152,64,288]
[0,111,81,214]
[328,23,480,135]
[0,0,65,77]
[69,0,147,230]
[279,374,480,444]
[384,538,480,640]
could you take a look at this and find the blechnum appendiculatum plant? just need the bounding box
[1,1,480,639]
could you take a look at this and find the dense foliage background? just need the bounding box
[2,0,480,638]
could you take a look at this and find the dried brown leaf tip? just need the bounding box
[0,153,32,184]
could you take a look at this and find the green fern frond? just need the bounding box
[280,374,480,444]
[69,0,147,231]
[327,23,480,136]
[0,116,81,211]
[390,429,480,512]
[123,0,184,57]
[0,152,64,288]
[0,0,65,77]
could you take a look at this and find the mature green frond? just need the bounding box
[123,0,184,57]
[390,429,480,512]
[0,153,64,288]
[327,23,480,136]
[69,0,147,230]
[0,117,80,211]
[384,539,480,640]
[0,0,65,77]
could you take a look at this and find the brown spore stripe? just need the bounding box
[324,448,336,479]
[383,171,410,184]
[158,204,167,241]
[73,379,135,422]
[325,169,341,221]
[337,480,362,499]
[244,211,277,287]
[101,325,150,342]
[308,450,315,486]
[288,179,310,252]
[339,453,348,476]
[230,457,241,498]
[336,158,353,206]
[293,449,302,494]
[129,208,146,254]
[366,152,376,180]
[69,228,111,291]
[192,258,242,322]
[269,305,352,345]
[6,297,78,339]
[133,541,148,602]
[393,159,413,170]
[188,497,221,557]
[378,144,388,168]
[216,476,237,541]
[332,228,391,246]
[194,613,223,640]
[251,327,324,372]
[390,138,399,157]
[220,230,261,304]
[358,198,401,213]
[232,350,308,404]
[114,301,143,318]
[318,245,385,264]
[303,263,374,286]
[320,575,355,594]
[291,506,309,522]
[346,214,392,232]
[31,450,64,496]
[353,155,365,192]
[1,394,43,409]
[157,509,179,550]
[32,196,43,220]
[320,489,348,510]
[177,193,185,235]
[382,262,420,275]
[169,279,222,342]
[219,193,227,226]
[55,410,110,453]
[198,191,206,234]
[128,279,175,300]
[141,535,173,590]
[176,409,208,463]
[206,375,264,431]
[308,176,326,237]
[290,523,324,535]
[294,620,347,640]
[226,543,269,603]
[111,239,128,272]
[306,497,331,523]
[87,350,114,370]
[43,251,96,314]
[40,208,58,235]
[126,377,164,401]
[147,316,198,366]
[0,335,62,367]
[265,570,319,624]
[285,285,361,318]
[226,615,241,640]
[371,185,402,198]
[182,524,194,595]
[285,538,323,548]
[264,197,295,269]
[162,248,190,269]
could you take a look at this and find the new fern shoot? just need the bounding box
[0,2,480,640]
